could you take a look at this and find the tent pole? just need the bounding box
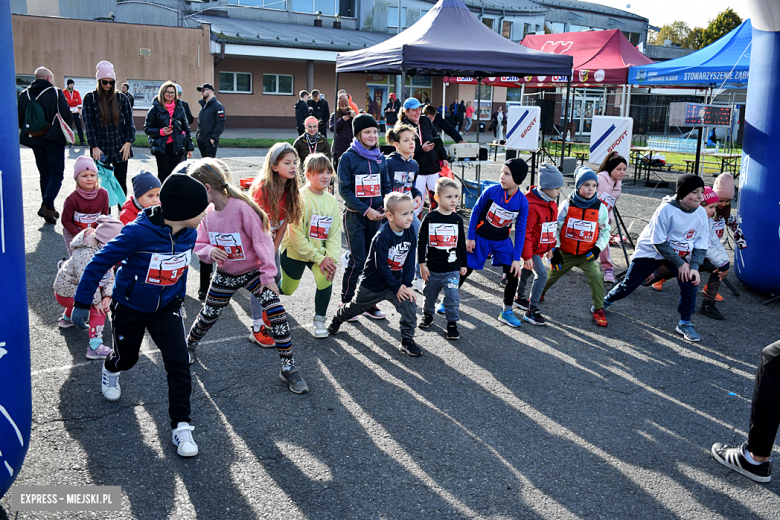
[520,83,525,106]
[476,77,482,146]
[334,72,339,112]
[602,86,607,115]
[560,77,571,169]
[442,79,446,118]
[626,84,632,120]
[401,67,406,101]
[620,85,626,117]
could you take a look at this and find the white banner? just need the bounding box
[588,116,633,166]
[127,79,166,110]
[505,106,541,152]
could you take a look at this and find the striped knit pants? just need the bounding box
[187,267,294,367]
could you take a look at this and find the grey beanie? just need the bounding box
[539,163,564,189]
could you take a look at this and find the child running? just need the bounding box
[71,173,210,457]
[54,215,123,359]
[417,177,467,340]
[513,163,564,325]
[187,159,308,394]
[460,159,528,327]
[119,171,161,225]
[595,152,627,283]
[603,174,709,342]
[293,116,331,170]
[61,156,109,255]
[338,113,392,320]
[327,192,421,357]
[248,142,304,345]
[279,153,341,338]
[544,166,611,326]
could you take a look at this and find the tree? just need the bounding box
[701,8,743,48]
[650,21,691,46]
[683,27,706,50]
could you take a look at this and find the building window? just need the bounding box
[292,0,337,15]
[262,73,293,95]
[388,6,407,28]
[548,22,566,33]
[227,0,287,9]
[523,23,531,38]
[482,17,495,31]
[502,20,512,39]
[219,72,252,94]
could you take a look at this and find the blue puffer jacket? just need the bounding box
[337,146,391,215]
[74,206,197,313]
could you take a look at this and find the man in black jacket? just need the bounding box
[121,83,135,108]
[17,66,73,224]
[196,83,226,158]
[384,93,401,130]
[308,89,330,139]
[177,84,194,125]
[294,90,311,135]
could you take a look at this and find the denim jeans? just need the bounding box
[423,270,461,322]
[517,254,548,308]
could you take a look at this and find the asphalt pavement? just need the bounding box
[1,145,779,519]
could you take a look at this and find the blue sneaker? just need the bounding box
[436,301,446,315]
[676,321,700,342]
[497,308,522,328]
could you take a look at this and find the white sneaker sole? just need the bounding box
[523,316,547,326]
[313,330,328,339]
[174,441,199,457]
[675,326,701,342]
[102,388,121,401]
[86,350,110,360]
[711,445,771,483]
[497,315,522,328]
[362,312,386,320]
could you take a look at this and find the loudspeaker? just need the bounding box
[479,147,488,161]
[535,99,555,134]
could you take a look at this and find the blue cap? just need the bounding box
[132,170,162,200]
[403,97,423,110]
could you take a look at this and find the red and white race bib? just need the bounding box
[670,240,691,259]
[145,251,191,286]
[74,211,101,230]
[355,174,381,198]
[486,202,517,229]
[269,218,285,240]
[208,232,245,261]
[393,171,414,195]
[387,243,411,271]
[564,218,596,243]
[539,221,557,245]
[429,223,458,249]
[309,215,333,240]
[598,192,616,212]
[713,219,725,239]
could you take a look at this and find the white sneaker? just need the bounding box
[101,366,121,401]
[411,278,425,294]
[172,422,198,457]
[340,251,349,273]
[313,315,328,339]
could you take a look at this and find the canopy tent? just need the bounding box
[628,20,752,87]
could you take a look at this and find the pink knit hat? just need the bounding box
[74,156,97,180]
[713,173,735,200]
[95,61,116,81]
[94,216,123,245]
[702,187,719,206]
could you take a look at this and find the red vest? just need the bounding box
[559,202,601,255]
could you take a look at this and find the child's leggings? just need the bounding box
[279,250,333,317]
[517,254,548,308]
[543,251,604,310]
[460,265,519,307]
[187,267,294,368]
[249,248,282,323]
[55,292,105,340]
[653,259,722,302]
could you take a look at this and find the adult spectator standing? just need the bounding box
[308,89,330,139]
[195,83,226,158]
[177,84,194,125]
[121,83,134,108]
[144,81,194,183]
[82,61,135,209]
[457,100,466,132]
[423,104,465,143]
[63,79,86,147]
[463,100,475,135]
[448,98,462,131]
[491,105,506,141]
[294,90,311,135]
[384,93,401,132]
[338,89,360,114]
[17,66,73,224]
[329,94,356,172]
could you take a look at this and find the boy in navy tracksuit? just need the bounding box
[328,192,421,357]
[71,174,209,458]
[461,159,529,327]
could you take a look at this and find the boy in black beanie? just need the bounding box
[71,173,210,457]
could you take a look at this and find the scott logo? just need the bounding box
[521,117,538,138]
[540,41,574,54]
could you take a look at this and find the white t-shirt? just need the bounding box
[632,199,709,262]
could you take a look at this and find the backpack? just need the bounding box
[24,86,53,136]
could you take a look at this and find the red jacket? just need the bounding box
[522,187,558,260]
[63,88,82,109]
[119,196,143,225]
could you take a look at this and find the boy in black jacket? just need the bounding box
[328,192,421,357]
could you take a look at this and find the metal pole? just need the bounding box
[626,84,632,119]
[520,83,525,105]
[334,73,339,112]
[602,86,607,115]
[401,66,406,101]
[476,77,482,145]
[397,0,402,34]
[620,84,626,117]
[560,77,571,169]
[694,126,703,176]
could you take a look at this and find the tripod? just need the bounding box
[612,204,633,281]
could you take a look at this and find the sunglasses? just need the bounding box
[100,80,115,86]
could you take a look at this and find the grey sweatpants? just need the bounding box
[334,283,417,340]
[423,270,461,322]
[517,254,548,308]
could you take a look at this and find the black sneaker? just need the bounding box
[187,345,197,365]
[701,301,725,321]
[327,319,341,335]
[418,313,434,329]
[446,322,459,340]
[399,338,422,357]
[711,442,771,483]
[513,297,529,311]
[523,308,547,326]
[198,290,207,302]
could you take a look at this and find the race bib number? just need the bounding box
[539,221,557,245]
[208,232,245,261]
[309,215,333,240]
[670,240,691,260]
[145,250,191,286]
[486,202,518,229]
[98,270,111,288]
[355,174,381,198]
[713,219,725,239]
[429,223,458,249]
[564,218,596,243]
[269,218,285,240]
[387,242,411,271]
[74,211,101,230]
[393,171,413,195]
[598,192,616,212]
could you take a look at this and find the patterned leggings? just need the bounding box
[187,267,294,367]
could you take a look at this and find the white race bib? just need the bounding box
[598,192,616,212]
[429,223,458,250]
[355,174,381,198]
[713,218,725,239]
[309,215,333,240]
[564,218,597,243]
[145,251,191,286]
[539,221,557,245]
[74,211,101,231]
[670,240,691,260]
[208,232,245,261]
[486,202,518,229]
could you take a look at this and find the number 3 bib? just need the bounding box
[146,251,192,286]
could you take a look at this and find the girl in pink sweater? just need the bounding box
[61,156,109,255]
[596,152,626,283]
[185,159,308,394]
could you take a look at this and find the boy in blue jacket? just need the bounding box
[71,174,209,458]
[327,192,421,357]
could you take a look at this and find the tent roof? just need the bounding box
[628,20,752,87]
[335,0,572,77]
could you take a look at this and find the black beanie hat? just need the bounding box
[352,113,378,137]
[160,174,209,222]
[504,159,528,186]
[676,174,705,200]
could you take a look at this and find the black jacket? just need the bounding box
[401,114,447,177]
[180,99,194,125]
[430,113,464,142]
[144,99,194,156]
[124,92,135,108]
[196,97,226,142]
[294,99,311,128]
[384,99,401,125]
[329,110,354,160]
[17,79,73,147]
[308,98,330,128]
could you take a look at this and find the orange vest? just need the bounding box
[559,202,601,255]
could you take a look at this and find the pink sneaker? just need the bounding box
[59,316,74,329]
[604,269,616,283]
[86,342,112,360]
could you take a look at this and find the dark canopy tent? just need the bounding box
[336,0,573,158]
